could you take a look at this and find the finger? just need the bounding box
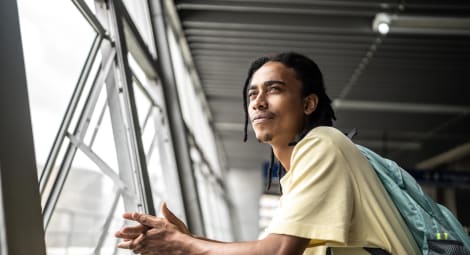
[121,224,148,234]
[118,233,145,250]
[133,244,146,254]
[122,212,136,220]
[115,224,149,239]
[131,233,147,253]
[132,213,164,229]
[134,232,146,244]
[117,239,134,249]
[115,230,143,240]
[161,202,190,234]
[161,202,176,221]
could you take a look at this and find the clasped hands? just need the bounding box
[115,202,191,255]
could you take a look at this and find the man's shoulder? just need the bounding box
[303,126,349,144]
[293,126,359,160]
[292,126,351,158]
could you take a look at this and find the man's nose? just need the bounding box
[251,92,268,110]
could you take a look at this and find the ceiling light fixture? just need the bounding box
[373,13,391,35]
[372,12,470,35]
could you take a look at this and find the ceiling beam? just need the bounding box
[185,29,375,42]
[416,142,470,170]
[187,38,370,51]
[177,0,395,8]
[176,1,382,16]
[333,99,470,114]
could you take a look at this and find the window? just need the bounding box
[167,25,233,240]
[17,0,180,253]
[15,0,233,250]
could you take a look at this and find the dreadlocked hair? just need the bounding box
[242,52,337,191]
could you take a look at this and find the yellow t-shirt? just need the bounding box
[267,127,420,255]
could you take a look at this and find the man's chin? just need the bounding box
[256,133,273,143]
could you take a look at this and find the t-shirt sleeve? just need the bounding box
[267,133,354,246]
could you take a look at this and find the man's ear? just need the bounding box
[304,94,318,115]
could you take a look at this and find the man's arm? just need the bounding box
[116,212,310,255]
[162,231,309,255]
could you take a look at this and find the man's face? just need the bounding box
[247,61,306,145]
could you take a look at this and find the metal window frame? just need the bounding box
[105,0,156,215]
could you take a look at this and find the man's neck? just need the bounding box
[272,143,295,171]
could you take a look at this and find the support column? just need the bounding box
[0,0,47,254]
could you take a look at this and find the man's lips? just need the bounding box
[251,112,276,122]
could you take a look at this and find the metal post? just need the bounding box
[112,0,156,216]
[0,0,47,254]
[94,0,156,215]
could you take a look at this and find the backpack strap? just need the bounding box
[346,128,358,139]
[327,128,392,255]
[326,247,391,255]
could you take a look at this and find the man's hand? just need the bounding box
[117,213,187,254]
[115,202,192,254]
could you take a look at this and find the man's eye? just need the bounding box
[248,91,257,98]
[269,86,280,92]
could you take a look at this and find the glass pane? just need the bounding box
[82,79,109,146]
[129,52,179,213]
[41,56,102,208]
[89,106,119,173]
[67,49,103,135]
[147,132,166,207]
[121,0,156,56]
[132,81,153,132]
[133,81,167,208]
[167,27,222,176]
[45,149,125,255]
[141,111,156,158]
[17,0,97,176]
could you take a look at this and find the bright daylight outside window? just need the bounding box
[17,0,96,177]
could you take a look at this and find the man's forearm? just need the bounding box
[194,236,226,243]
[177,232,309,255]
[179,234,274,255]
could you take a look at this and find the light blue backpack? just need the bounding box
[356,144,470,255]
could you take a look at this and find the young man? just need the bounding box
[115,52,420,255]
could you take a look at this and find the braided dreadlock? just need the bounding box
[242,52,337,191]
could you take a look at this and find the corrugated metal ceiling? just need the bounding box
[170,0,470,171]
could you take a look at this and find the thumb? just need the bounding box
[161,202,190,235]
